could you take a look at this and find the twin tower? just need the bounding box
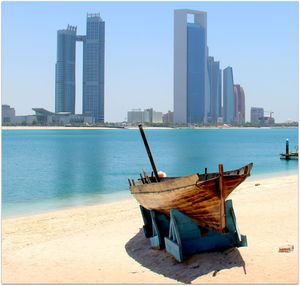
[55,13,105,122]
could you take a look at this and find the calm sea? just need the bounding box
[2,128,298,218]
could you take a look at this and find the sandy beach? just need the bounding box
[2,174,298,284]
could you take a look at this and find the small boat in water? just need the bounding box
[280,152,298,160]
[129,125,253,233]
[280,139,298,160]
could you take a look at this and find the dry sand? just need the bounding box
[2,175,298,284]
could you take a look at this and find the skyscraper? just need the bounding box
[234,84,245,124]
[83,13,105,122]
[250,107,264,124]
[55,14,105,122]
[174,9,210,124]
[55,25,77,114]
[223,66,235,123]
[208,56,222,123]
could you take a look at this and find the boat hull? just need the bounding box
[130,163,253,233]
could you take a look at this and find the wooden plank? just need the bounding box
[130,163,253,233]
[218,164,226,231]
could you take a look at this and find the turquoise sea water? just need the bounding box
[2,128,298,218]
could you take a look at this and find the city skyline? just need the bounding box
[2,1,298,123]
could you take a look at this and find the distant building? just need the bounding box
[152,111,163,123]
[14,115,37,125]
[2,105,15,124]
[55,13,105,122]
[208,57,222,123]
[127,108,162,124]
[234,85,245,124]
[83,13,105,123]
[33,108,94,125]
[55,25,77,114]
[259,116,275,126]
[32,108,54,124]
[174,9,210,124]
[163,111,174,124]
[217,117,223,123]
[250,107,264,124]
[127,109,144,124]
[223,66,235,123]
[143,108,153,123]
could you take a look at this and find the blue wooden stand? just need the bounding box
[149,210,170,249]
[139,206,170,249]
[164,200,247,262]
[139,200,247,262]
[139,206,153,238]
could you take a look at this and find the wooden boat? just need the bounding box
[130,163,253,233]
[129,125,253,233]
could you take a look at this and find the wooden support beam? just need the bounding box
[142,168,151,184]
[218,164,226,231]
[140,173,145,184]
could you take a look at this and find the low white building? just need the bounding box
[152,111,163,123]
[32,108,95,125]
[14,115,37,124]
[127,109,144,124]
[127,108,162,124]
[163,111,174,124]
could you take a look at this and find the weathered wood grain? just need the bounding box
[130,163,253,233]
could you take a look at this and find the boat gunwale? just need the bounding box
[131,173,250,195]
[130,163,253,194]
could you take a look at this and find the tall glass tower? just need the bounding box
[82,13,105,123]
[208,56,222,123]
[223,66,235,123]
[55,14,105,122]
[55,25,77,114]
[174,9,210,124]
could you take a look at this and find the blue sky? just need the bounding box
[2,1,298,122]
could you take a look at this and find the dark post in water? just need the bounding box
[138,124,160,182]
[286,138,289,154]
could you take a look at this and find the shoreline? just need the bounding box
[3,174,298,283]
[2,126,298,130]
[3,171,298,221]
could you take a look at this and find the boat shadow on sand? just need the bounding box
[125,229,246,284]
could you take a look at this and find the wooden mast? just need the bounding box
[138,124,160,182]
